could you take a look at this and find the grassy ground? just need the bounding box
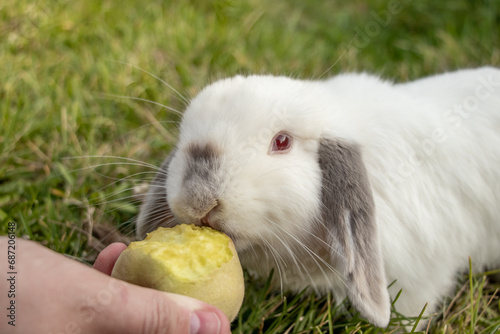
[1,0,499,332]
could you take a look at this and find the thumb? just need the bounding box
[94,278,231,334]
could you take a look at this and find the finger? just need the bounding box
[168,294,231,334]
[95,282,231,334]
[93,242,128,275]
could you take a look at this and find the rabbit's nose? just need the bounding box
[200,213,211,227]
[199,201,220,229]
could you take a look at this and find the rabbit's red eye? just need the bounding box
[270,132,292,154]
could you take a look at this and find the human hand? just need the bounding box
[0,237,231,334]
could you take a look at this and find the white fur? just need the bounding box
[143,67,500,327]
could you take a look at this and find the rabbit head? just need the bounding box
[136,75,390,327]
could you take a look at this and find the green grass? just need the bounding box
[1,0,499,332]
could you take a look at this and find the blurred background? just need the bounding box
[1,0,499,332]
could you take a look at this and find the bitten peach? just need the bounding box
[111,224,244,321]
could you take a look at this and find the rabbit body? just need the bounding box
[136,67,500,327]
[323,68,500,318]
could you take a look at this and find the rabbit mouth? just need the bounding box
[198,218,244,250]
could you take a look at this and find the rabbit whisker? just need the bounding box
[98,93,184,116]
[261,237,285,296]
[266,218,350,294]
[260,216,320,291]
[113,60,190,106]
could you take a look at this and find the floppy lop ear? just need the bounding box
[318,138,390,328]
[136,150,177,239]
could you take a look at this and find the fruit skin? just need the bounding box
[111,225,244,321]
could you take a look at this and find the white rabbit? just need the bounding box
[136,67,500,328]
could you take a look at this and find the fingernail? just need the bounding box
[190,311,201,334]
[190,311,221,334]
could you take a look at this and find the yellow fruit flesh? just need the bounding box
[111,224,244,321]
[130,225,233,281]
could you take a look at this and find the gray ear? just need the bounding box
[318,138,390,328]
[136,150,178,239]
